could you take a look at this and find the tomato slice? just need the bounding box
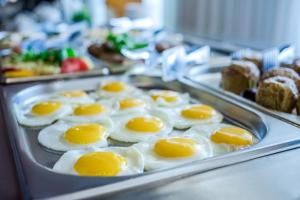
[60,58,89,73]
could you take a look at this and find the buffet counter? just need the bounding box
[1,101,300,200]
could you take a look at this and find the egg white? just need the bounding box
[133,133,213,171]
[51,91,95,105]
[38,119,113,152]
[14,101,73,127]
[163,104,223,129]
[91,80,143,100]
[184,123,255,154]
[61,101,114,123]
[112,96,151,116]
[148,89,190,108]
[52,146,144,176]
[110,109,173,143]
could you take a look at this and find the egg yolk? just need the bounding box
[74,152,126,176]
[60,90,86,98]
[119,98,145,110]
[73,104,106,116]
[31,101,62,116]
[64,124,104,144]
[154,137,197,158]
[151,91,177,103]
[101,81,126,92]
[126,116,163,133]
[211,126,253,146]
[181,105,215,120]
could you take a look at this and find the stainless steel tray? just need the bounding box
[1,75,300,200]
[188,66,300,127]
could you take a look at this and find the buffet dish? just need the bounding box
[1,74,300,199]
[189,56,300,126]
[0,45,108,84]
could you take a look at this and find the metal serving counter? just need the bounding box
[1,112,300,200]
[0,78,300,200]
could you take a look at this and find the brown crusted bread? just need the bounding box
[297,95,300,115]
[293,58,300,75]
[222,60,260,95]
[241,52,263,72]
[256,76,298,113]
[261,68,300,91]
[88,43,125,64]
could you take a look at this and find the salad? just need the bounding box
[1,47,93,78]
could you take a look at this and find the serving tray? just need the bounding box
[188,65,300,127]
[1,75,300,199]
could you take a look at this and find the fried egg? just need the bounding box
[134,134,213,171]
[167,104,223,129]
[184,123,255,154]
[53,146,144,176]
[14,100,72,127]
[62,102,112,123]
[93,80,142,99]
[52,90,94,104]
[38,119,113,151]
[110,109,173,143]
[113,97,150,116]
[148,89,190,108]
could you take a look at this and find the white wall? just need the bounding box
[164,0,300,53]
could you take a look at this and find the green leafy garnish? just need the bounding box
[20,48,77,65]
[106,32,148,54]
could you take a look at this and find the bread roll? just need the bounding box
[222,60,260,95]
[256,76,298,113]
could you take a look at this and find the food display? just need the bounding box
[221,59,300,115]
[13,79,256,176]
[1,48,94,78]
[88,32,148,65]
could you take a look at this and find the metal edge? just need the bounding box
[0,88,30,200]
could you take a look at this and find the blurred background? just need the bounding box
[1,0,300,53]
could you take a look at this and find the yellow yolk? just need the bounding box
[60,90,86,98]
[151,91,177,103]
[126,116,163,133]
[119,98,145,110]
[211,126,254,146]
[64,124,104,144]
[181,105,215,120]
[73,104,106,116]
[74,152,126,176]
[31,101,62,116]
[101,81,126,92]
[154,137,198,158]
